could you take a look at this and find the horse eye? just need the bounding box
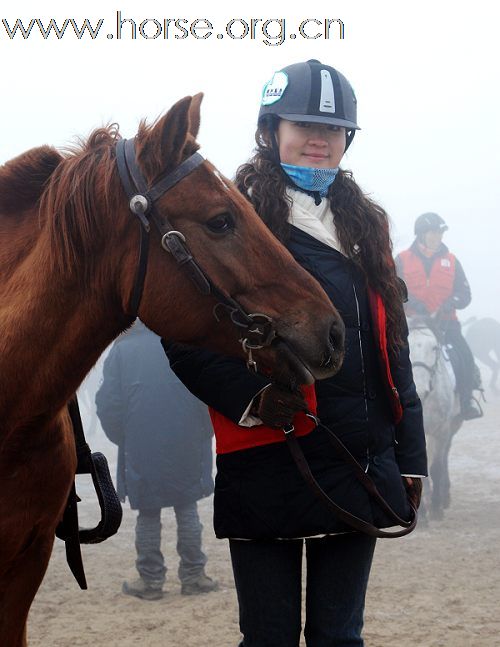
[205,213,235,234]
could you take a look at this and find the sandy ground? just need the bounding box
[27,389,500,647]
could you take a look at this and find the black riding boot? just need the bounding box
[444,321,483,421]
[459,393,483,420]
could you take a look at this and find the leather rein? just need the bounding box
[115,138,277,361]
[284,415,417,538]
[58,141,278,590]
[116,138,417,539]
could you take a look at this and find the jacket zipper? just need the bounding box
[352,283,370,472]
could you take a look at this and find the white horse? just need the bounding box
[408,318,463,520]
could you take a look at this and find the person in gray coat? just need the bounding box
[95,319,217,600]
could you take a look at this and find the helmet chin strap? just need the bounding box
[270,128,281,163]
[284,177,323,205]
[345,129,355,151]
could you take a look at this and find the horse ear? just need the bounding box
[136,95,193,180]
[188,93,203,139]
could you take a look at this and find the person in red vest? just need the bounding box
[396,212,482,420]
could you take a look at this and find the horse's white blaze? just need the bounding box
[212,168,231,191]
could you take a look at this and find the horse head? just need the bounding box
[41,94,344,386]
[408,317,441,401]
[0,96,346,643]
[126,95,345,383]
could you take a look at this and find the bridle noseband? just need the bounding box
[115,138,276,367]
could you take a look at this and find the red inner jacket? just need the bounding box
[211,290,403,455]
[210,384,317,454]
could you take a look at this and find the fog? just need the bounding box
[2,0,500,643]
[2,0,498,318]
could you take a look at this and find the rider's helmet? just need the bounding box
[258,59,360,150]
[414,212,449,237]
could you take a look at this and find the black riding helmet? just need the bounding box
[414,213,449,237]
[258,59,360,151]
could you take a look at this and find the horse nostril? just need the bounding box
[320,352,333,369]
[329,320,345,353]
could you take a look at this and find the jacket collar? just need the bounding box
[410,239,449,261]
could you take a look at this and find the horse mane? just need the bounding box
[42,126,122,281]
[0,146,63,214]
[43,118,199,281]
[408,315,432,330]
[2,115,198,285]
[408,315,441,341]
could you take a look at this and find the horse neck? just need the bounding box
[0,217,130,430]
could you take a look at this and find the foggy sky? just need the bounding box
[2,0,498,319]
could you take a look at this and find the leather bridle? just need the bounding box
[409,324,441,402]
[283,415,417,538]
[411,355,440,402]
[115,138,276,366]
[115,138,417,539]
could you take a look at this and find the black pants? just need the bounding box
[229,533,376,647]
[443,320,476,404]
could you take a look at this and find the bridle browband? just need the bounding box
[115,137,276,366]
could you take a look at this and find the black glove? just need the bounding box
[256,384,307,428]
[403,477,423,510]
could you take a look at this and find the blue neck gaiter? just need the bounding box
[280,163,339,197]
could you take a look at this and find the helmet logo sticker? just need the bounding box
[319,70,335,114]
[261,71,289,106]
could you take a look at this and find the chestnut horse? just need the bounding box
[0,94,344,645]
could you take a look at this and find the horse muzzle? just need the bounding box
[254,316,345,385]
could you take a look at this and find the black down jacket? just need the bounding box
[164,226,427,539]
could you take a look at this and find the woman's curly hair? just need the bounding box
[235,118,406,354]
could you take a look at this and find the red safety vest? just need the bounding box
[398,249,456,318]
[211,288,403,454]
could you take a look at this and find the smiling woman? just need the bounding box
[277,120,346,167]
[163,59,427,647]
